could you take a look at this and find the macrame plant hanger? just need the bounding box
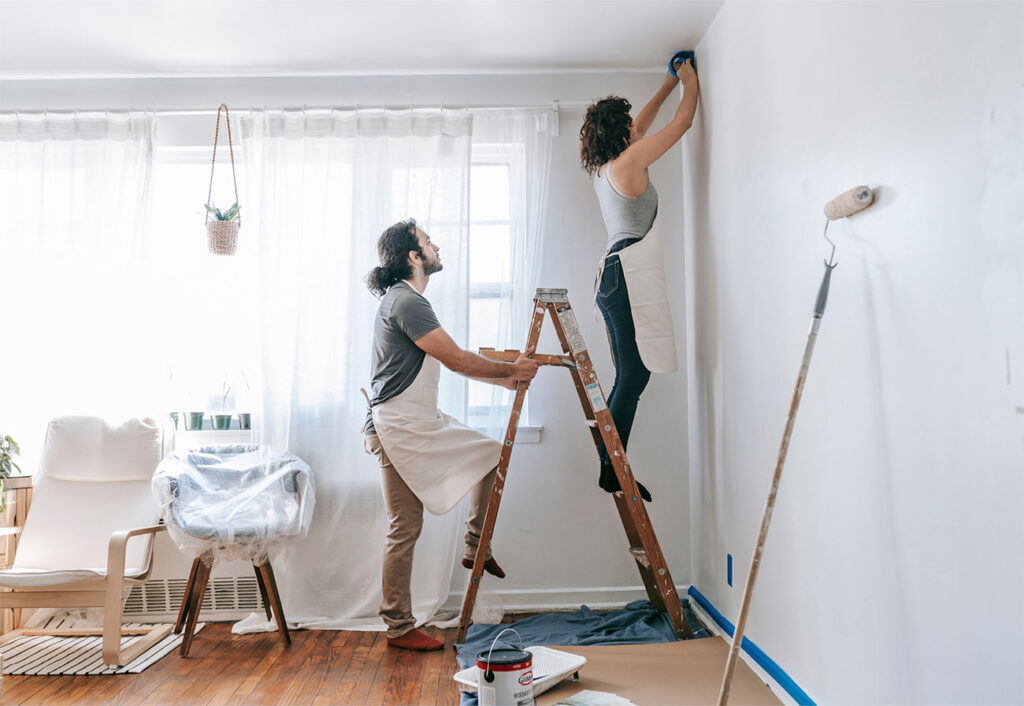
[204,104,241,255]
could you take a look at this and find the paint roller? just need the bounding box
[717,186,875,706]
[824,185,874,220]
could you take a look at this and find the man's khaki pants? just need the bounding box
[366,434,496,638]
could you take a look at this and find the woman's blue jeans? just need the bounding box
[596,238,651,467]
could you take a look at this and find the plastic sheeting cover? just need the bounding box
[152,444,315,564]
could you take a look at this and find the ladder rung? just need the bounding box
[629,548,651,568]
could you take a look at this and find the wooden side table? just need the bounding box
[0,476,33,635]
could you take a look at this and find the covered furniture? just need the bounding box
[152,444,314,656]
[0,416,169,667]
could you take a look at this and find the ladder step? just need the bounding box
[629,548,651,568]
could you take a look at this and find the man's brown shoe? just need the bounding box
[386,628,443,651]
[461,556,506,579]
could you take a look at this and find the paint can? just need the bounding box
[477,628,534,706]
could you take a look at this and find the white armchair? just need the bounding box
[0,416,170,666]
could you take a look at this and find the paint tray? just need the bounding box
[454,646,587,698]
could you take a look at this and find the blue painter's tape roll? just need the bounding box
[669,50,696,77]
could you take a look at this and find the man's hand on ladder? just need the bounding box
[509,346,540,387]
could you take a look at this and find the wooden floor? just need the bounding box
[1,623,463,705]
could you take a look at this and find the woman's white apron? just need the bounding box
[596,223,678,374]
[371,355,501,515]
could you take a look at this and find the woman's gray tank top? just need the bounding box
[593,164,659,250]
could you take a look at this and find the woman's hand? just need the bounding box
[673,58,698,87]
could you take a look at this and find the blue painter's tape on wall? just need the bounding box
[669,50,696,76]
[688,586,816,706]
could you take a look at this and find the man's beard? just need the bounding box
[424,258,443,276]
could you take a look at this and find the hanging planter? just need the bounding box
[204,104,242,256]
[205,203,241,255]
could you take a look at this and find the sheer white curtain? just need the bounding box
[0,111,156,473]
[471,109,555,435]
[239,108,473,629]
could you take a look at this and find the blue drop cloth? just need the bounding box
[455,600,710,705]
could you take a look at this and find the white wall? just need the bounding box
[684,1,1023,703]
[0,71,692,609]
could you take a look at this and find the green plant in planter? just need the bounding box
[0,435,22,512]
[204,201,241,222]
[237,369,253,430]
[212,380,233,430]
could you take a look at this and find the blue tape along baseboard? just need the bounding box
[688,586,815,706]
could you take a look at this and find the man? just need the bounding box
[364,218,540,651]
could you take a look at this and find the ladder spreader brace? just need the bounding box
[456,288,693,643]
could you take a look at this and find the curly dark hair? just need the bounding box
[366,218,422,298]
[579,96,633,176]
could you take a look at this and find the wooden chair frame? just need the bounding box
[0,524,170,667]
[175,551,290,656]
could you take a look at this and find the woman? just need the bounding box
[580,58,698,502]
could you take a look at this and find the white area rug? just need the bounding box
[1,620,204,675]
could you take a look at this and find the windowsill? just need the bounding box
[172,426,543,446]
[173,429,254,450]
[471,424,542,444]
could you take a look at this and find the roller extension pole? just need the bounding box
[717,262,834,705]
[718,185,871,704]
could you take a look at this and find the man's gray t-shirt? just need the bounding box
[364,281,442,435]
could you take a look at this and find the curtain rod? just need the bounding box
[153,101,588,117]
[0,101,596,118]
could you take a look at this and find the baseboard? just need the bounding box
[442,584,692,613]
[687,586,815,706]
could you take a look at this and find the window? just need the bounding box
[148,146,260,415]
[151,141,528,430]
[467,146,518,430]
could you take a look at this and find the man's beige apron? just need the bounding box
[596,223,678,374]
[371,354,500,515]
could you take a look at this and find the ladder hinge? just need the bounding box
[536,288,569,303]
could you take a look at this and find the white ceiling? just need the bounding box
[0,0,722,78]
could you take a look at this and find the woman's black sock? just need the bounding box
[599,461,653,502]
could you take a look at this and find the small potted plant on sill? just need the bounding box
[0,435,24,512]
[211,379,234,430]
[205,201,241,256]
[236,369,253,431]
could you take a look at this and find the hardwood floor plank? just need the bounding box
[338,630,384,705]
[0,673,63,704]
[280,629,338,705]
[310,628,361,705]
[413,628,450,705]
[380,632,424,705]
[435,631,463,706]
[204,629,298,706]
[366,631,403,705]
[246,628,324,704]
[224,630,296,705]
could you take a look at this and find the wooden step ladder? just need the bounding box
[456,288,693,643]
